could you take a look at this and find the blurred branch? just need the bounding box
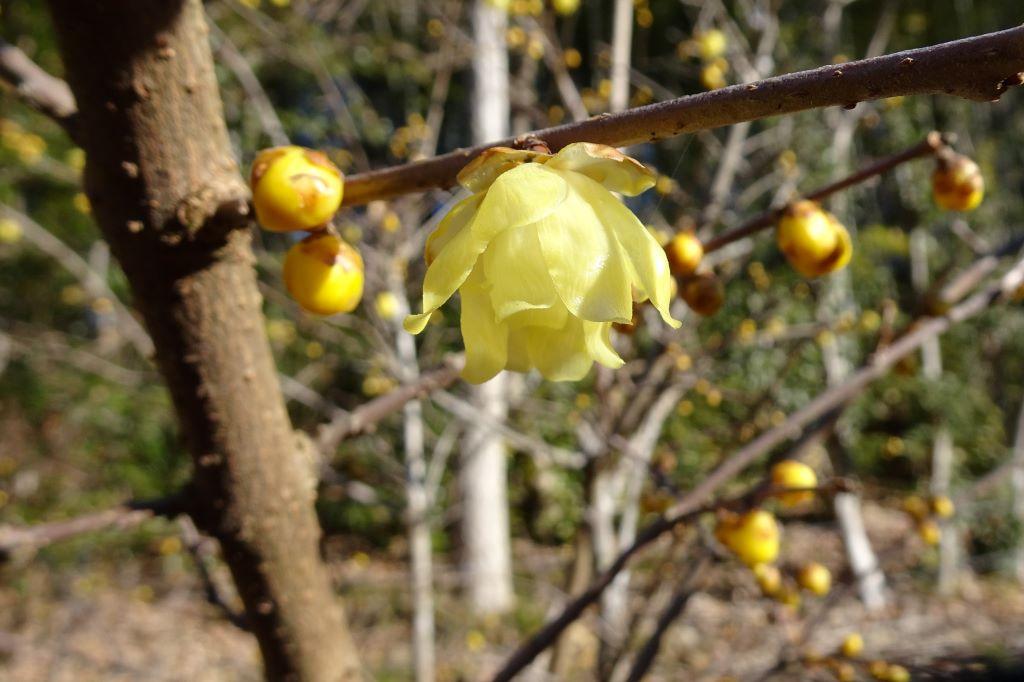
[490,481,848,682]
[0,495,184,561]
[702,131,950,252]
[0,39,78,139]
[177,516,250,630]
[622,558,711,682]
[341,27,1024,206]
[314,356,464,453]
[0,204,154,357]
[207,17,289,146]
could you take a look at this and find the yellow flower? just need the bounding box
[404,143,679,383]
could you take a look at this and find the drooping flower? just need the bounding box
[404,142,680,383]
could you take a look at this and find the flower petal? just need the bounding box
[404,221,487,334]
[424,193,483,265]
[457,147,552,193]
[505,327,533,373]
[471,163,569,242]
[546,142,656,196]
[533,173,634,323]
[482,224,559,321]
[525,317,594,381]
[459,266,508,384]
[583,321,624,369]
[570,172,681,328]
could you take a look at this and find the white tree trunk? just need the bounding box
[393,277,436,682]
[911,228,960,593]
[460,0,514,617]
[1011,398,1024,583]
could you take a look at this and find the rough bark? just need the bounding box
[44,2,360,679]
[461,0,514,618]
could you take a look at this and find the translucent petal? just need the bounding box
[533,174,634,323]
[423,193,483,265]
[569,172,681,328]
[507,303,569,330]
[524,318,594,381]
[470,163,569,242]
[505,327,533,373]
[546,142,656,196]
[459,266,508,384]
[457,147,552,193]
[482,224,559,321]
[404,221,486,334]
[583,321,624,369]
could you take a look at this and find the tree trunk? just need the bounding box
[911,228,960,593]
[44,2,361,679]
[461,0,514,617]
[392,272,436,682]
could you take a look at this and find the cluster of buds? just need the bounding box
[902,494,955,546]
[250,146,364,316]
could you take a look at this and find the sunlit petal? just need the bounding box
[534,175,634,323]
[482,224,559,321]
[546,142,656,196]
[459,266,508,384]
[571,172,680,328]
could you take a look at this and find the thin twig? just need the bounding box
[0,495,183,560]
[0,39,78,138]
[701,132,949,253]
[341,27,1024,206]
[314,357,464,453]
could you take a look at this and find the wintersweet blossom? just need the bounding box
[404,142,680,383]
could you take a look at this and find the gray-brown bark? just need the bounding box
[43,1,360,679]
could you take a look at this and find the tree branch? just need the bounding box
[702,131,949,252]
[314,356,464,453]
[0,495,183,561]
[0,39,78,138]
[341,27,1024,206]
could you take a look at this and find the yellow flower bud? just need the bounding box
[0,218,22,244]
[770,460,818,508]
[375,291,400,320]
[796,562,832,596]
[777,200,852,278]
[840,632,864,658]
[283,233,364,315]
[696,29,727,60]
[932,153,983,211]
[930,495,955,519]
[700,63,727,90]
[753,563,782,597]
[918,519,940,546]
[552,0,579,16]
[405,143,679,383]
[680,273,724,316]
[251,146,344,233]
[715,509,780,567]
[665,232,703,277]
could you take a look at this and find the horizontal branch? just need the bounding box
[0,495,183,560]
[0,39,78,138]
[342,27,1024,206]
